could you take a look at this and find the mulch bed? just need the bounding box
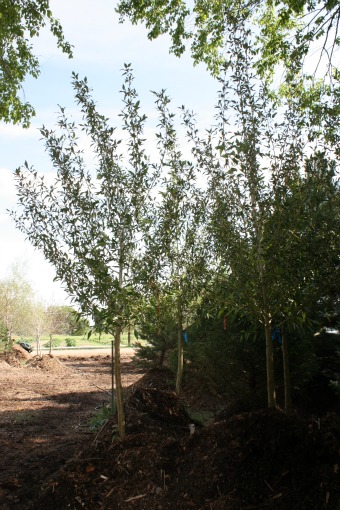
[30,368,340,510]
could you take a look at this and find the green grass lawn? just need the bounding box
[11,331,136,350]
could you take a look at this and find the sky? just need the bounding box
[0,0,219,304]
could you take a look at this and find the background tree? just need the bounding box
[29,301,47,356]
[68,311,90,336]
[0,263,33,347]
[45,305,70,354]
[0,0,72,126]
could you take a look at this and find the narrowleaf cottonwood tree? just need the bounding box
[183,23,339,410]
[12,65,151,439]
[266,145,340,412]
[141,89,207,395]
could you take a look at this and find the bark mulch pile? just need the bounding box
[26,354,69,373]
[0,345,30,368]
[31,368,340,510]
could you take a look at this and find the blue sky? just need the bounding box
[0,0,219,303]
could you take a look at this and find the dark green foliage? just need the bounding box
[186,308,268,406]
[67,310,90,336]
[0,0,72,126]
[134,293,177,367]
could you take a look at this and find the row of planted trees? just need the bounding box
[11,24,339,438]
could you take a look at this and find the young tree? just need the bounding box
[29,301,47,356]
[182,23,339,410]
[266,146,340,412]
[12,65,151,439]
[142,89,207,394]
[0,0,72,126]
[134,291,178,367]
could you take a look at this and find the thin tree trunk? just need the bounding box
[264,312,276,407]
[281,326,292,415]
[5,329,12,351]
[159,346,166,367]
[115,323,125,439]
[127,324,131,347]
[115,250,125,440]
[49,334,52,355]
[111,339,115,414]
[175,299,184,395]
[5,331,9,351]
[37,336,42,357]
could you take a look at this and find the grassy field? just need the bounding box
[10,332,136,350]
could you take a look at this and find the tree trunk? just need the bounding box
[127,323,131,347]
[115,248,125,440]
[175,300,184,395]
[264,312,276,407]
[281,326,292,415]
[49,334,52,355]
[37,336,42,357]
[159,345,166,367]
[111,339,115,414]
[115,324,125,439]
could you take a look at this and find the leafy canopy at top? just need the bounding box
[116,0,340,82]
[0,0,72,127]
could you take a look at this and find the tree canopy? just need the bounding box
[0,0,72,126]
[117,0,340,82]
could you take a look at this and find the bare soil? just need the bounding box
[0,347,144,510]
[1,347,340,510]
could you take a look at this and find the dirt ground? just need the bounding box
[1,346,340,510]
[0,346,144,510]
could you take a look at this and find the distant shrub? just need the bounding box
[43,338,62,348]
[65,337,76,347]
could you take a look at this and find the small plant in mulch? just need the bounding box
[88,405,113,431]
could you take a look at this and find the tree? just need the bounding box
[12,65,152,439]
[265,147,340,411]
[117,0,340,81]
[134,291,178,367]
[181,23,339,409]
[45,305,90,337]
[29,301,47,356]
[69,312,90,336]
[45,305,71,354]
[140,88,207,395]
[0,0,72,126]
[0,263,33,347]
